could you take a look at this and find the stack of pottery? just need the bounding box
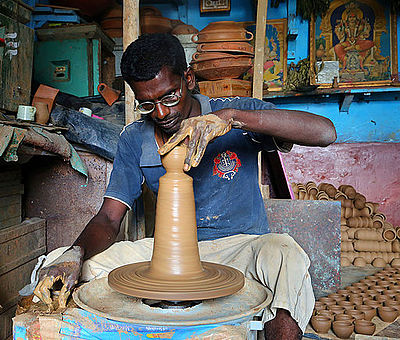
[190,21,254,81]
[140,6,172,34]
[291,181,400,268]
[100,4,122,38]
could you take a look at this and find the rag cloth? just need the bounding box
[0,124,88,178]
[42,233,315,332]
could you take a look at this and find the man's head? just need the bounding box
[121,33,187,82]
[121,33,199,135]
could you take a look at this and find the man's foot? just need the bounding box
[264,308,302,340]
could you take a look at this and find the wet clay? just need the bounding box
[108,145,245,300]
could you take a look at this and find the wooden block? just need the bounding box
[0,203,21,222]
[0,258,38,311]
[0,184,24,198]
[0,194,21,208]
[0,217,21,230]
[0,305,16,340]
[0,168,21,185]
[198,79,252,98]
[0,218,46,276]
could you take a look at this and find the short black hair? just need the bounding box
[121,33,187,82]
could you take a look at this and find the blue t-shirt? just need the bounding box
[105,94,291,241]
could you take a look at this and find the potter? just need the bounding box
[33,33,336,340]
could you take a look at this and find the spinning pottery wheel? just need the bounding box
[108,145,245,301]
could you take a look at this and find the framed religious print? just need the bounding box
[310,0,398,87]
[200,0,231,13]
[243,19,288,91]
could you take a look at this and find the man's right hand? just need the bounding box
[34,246,84,309]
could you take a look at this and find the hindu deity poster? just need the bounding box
[311,0,397,86]
[244,19,287,91]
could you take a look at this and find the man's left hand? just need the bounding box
[158,114,232,171]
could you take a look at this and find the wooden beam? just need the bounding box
[252,0,268,100]
[123,0,140,124]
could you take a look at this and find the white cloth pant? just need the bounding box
[44,233,315,332]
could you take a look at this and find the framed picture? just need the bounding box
[200,0,230,13]
[310,0,398,87]
[243,19,288,91]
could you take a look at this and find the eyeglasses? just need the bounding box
[135,78,183,115]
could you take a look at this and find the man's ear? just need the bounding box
[184,67,196,91]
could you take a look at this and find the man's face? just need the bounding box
[129,66,193,135]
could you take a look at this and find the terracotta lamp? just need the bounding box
[108,145,244,301]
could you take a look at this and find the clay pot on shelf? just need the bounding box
[378,306,399,322]
[392,258,400,268]
[354,319,376,335]
[338,185,357,199]
[354,193,366,209]
[382,228,397,242]
[192,21,254,43]
[332,320,354,339]
[310,315,331,333]
[171,24,198,35]
[197,41,254,55]
[353,257,367,267]
[191,56,253,80]
[356,305,376,321]
[372,257,387,268]
[355,229,383,241]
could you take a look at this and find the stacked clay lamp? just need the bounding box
[189,21,254,98]
[108,146,245,301]
[310,267,400,338]
[291,182,400,268]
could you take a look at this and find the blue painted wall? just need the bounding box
[148,0,400,144]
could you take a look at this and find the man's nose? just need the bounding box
[153,102,169,120]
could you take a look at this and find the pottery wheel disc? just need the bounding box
[108,261,245,301]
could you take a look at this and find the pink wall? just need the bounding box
[280,143,400,227]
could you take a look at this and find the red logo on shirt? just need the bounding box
[213,151,241,180]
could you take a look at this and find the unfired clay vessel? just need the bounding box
[108,146,244,300]
[354,319,375,335]
[311,315,331,333]
[332,320,354,339]
[378,306,398,322]
[356,305,376,321]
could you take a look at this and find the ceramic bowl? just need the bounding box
[345,309,365,320]
[378,306,399,322]
[196,41,254,55]
[311,315,331,333]
[191,57,252,80]
[354,319,376,335]
[356,304,376,321]
[332,320,354,339]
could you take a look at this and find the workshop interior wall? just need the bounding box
[281,143,400,227]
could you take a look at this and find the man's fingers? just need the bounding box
[35,276,55,306]
[158,129,188,155]
[184,128,202,171]
[192,132,211,168]
[58,284,70,309]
